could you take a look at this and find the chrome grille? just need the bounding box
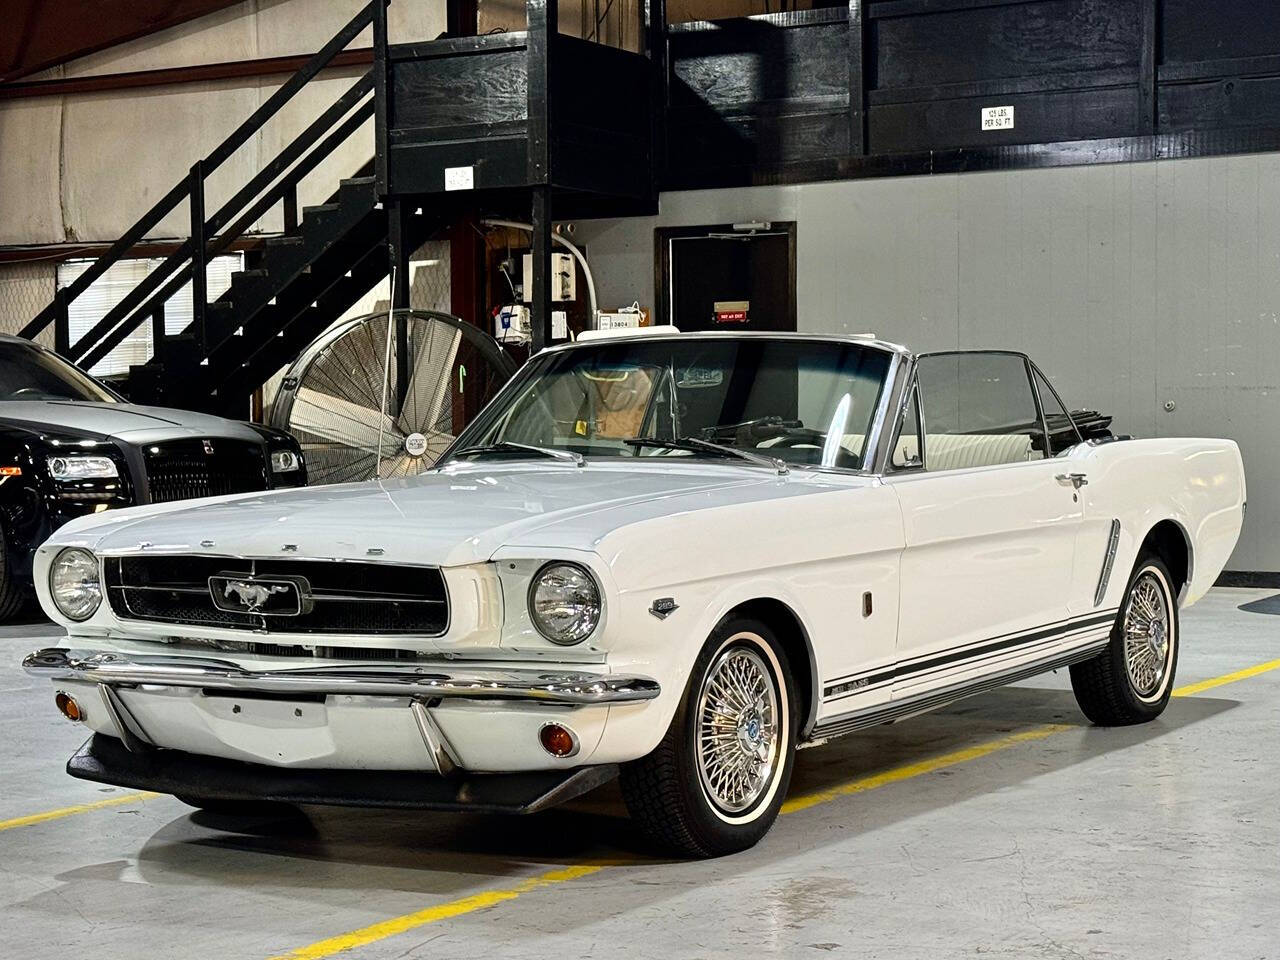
[169,638,423,660]
[105,556,449,636]
[144,439,268,503]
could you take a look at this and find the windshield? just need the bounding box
[454,337,893,470]
[0,342,117,403]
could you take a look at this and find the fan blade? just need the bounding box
[396,326,461,438]
[291,386,404,456]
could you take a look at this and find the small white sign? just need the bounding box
[552,310,568,340]
[444,165,474,191]
[981,106,1015,131]
[404,432,428,457]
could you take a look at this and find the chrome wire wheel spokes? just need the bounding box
[1123,570,1172,699]
[695,643,781,815]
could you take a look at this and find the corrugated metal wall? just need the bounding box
[577,152,1280,572]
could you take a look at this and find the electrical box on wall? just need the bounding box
[495,304,532,344]
[521,252,576,302]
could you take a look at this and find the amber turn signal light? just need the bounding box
[54,691,84,722]
[539,723,578,758]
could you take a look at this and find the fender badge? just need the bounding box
[649,597,679,620]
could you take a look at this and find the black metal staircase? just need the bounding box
[19,0,661,415]
[18,2,404,415]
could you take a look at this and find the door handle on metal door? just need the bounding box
[1056,472,1088,489]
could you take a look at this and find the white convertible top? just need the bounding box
[546,329,911,358]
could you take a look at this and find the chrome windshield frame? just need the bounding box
[437,332,909,476]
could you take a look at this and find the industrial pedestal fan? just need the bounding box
[271,310,517,485]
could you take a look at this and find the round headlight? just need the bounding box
[528,562,601,645]
[49,548,101,621]
[270,449,302,473]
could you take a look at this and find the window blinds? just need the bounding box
[56,255,243,377]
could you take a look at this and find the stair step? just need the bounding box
[302,202,340,218]
[207,301,234,313]
[338,177,378,205]
[266,235,304,248]
[236,268,269,280]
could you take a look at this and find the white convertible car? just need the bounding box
[24,331,1245,856]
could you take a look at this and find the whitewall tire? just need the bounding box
[620,617,797,857]
[1070,555,1179,725]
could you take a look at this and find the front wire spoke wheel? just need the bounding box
[620,618,797,857]
[696,646,780,815]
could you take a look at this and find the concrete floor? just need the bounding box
[2,588,1278,960]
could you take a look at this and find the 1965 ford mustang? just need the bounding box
[24,331,1245,856]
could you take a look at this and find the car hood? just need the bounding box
[0,401,262,445]
[50,460,850,567]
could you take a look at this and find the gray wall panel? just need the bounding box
[577,151,1280,572]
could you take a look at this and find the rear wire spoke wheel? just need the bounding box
[1123,572,1173,700]
[1070,554,1179,725]
[620,618,797,858]
[270,309,516,485]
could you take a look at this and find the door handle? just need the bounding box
[1056,472,1088,489]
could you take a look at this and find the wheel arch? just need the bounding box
[720,597,819,739]
[1138,518,1193,601]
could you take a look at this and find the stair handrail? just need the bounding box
[19,0,386,364]
[76,80,376,372]
[77,100,376,372]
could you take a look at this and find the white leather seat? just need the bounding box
[766,431,1039,470]
[846,432,1038,470]
[923,433,1038,470]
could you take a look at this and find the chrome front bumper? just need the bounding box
[22,648,661,706]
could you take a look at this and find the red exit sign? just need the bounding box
[713,300,749,324]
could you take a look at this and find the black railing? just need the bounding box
[21,0,385,371]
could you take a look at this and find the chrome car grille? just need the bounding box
[104,556,449,636]
[169,638,424,660]
[144,439,268,503]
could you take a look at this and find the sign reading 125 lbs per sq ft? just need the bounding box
[981,106,1014,131]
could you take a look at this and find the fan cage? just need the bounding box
[271,309,517,485]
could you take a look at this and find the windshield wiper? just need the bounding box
[624,436,788,475]
[451,441,585,467]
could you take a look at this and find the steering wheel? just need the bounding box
[700,416,800,442]
[766,431,862,469]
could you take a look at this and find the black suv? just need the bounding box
[0,336,305,619]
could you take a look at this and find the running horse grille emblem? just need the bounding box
[202,439,215,455]
[208,574,309,616]
[224,581,287,612]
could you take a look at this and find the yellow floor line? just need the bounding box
[265,864,608,960]
[779,723,1074,815]
[1172,657,1280,697]
[265,652,1280,960]
[0,791,155,833]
